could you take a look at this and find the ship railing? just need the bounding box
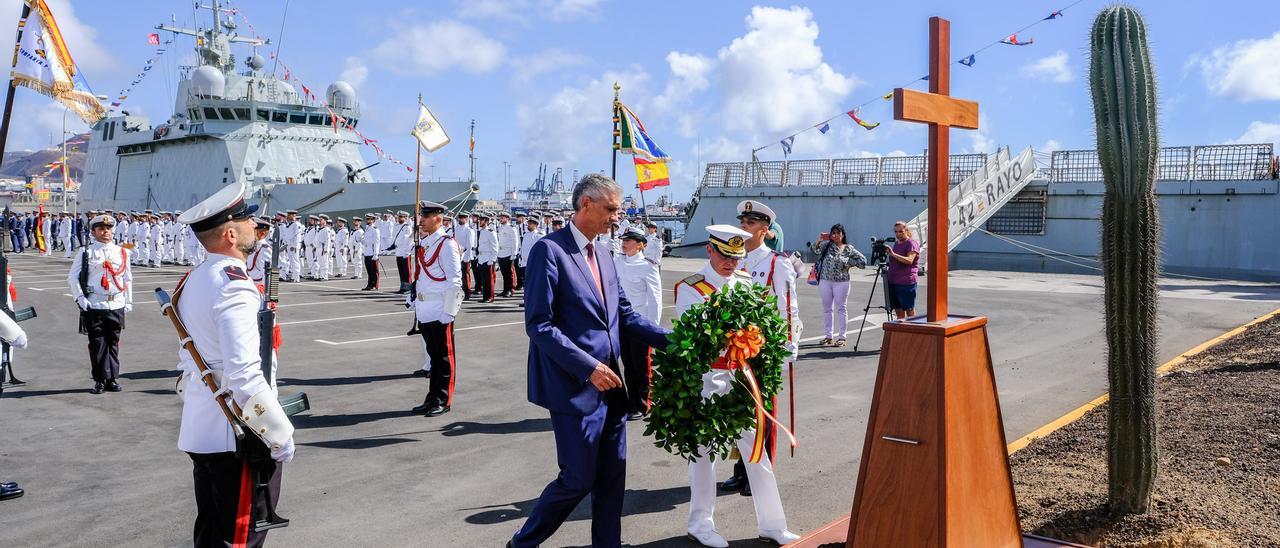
[700,151,994,188]
[1046,143,1276,183]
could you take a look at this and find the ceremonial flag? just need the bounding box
[959,54,976,67]
[617,102,669,162]
[847,109,880,131]
[147,33,160,45]
[411,102,450,152]
[780,135,794,157]
[1001,33,1034,46]
[1044,10,1063,20]
[469,134,475,151]
[818,122,830,134]
[34,205,46,252]
[633,157,670,191]
[9,0,106,123]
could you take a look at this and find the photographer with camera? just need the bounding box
[885,221,920,319]
[808,224,866,347]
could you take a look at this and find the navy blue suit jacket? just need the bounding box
[524,226,670,415]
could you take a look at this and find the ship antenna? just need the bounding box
[269,0,291,78]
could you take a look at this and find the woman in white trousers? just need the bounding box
[809,224,866,346]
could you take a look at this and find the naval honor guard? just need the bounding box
[406,201,463,416]
[174,183,295,547]
[67,214,133,394]
[676,225,799,547]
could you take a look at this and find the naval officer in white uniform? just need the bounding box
[67,214,133,394]
[406,201,463,417]
[174,182,295,548]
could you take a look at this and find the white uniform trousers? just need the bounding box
[337,248,350,276]
[687,429,788,536]
[351,248,364,277]
[318,248,332,280]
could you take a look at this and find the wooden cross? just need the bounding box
[893,16,979,323]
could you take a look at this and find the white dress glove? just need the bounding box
[700,370,733,400]
[123,304,133,314]
[11,332,27,349]
[76,296,89,310]
[271,438,295,463]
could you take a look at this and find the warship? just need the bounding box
[76,1,477,218]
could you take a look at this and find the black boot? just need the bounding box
[720,473,748,492]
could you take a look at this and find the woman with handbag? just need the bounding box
[809,224,866,346]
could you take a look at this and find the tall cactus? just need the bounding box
[1089,5,1160,515]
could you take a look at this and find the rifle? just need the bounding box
[259,230,310,417]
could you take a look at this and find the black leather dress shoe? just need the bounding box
[425,404,450,417]
[626,412,644,422]
[740,481,752,497]
[720,474,748,492]
[0,483,23,501]
[412,369,430,378]
[411,400,433,414]
[105,380,122,392]
[90,382,104,395]
[1,481,17,489]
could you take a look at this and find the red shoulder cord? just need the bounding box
[414,238,448,282]
[101,249,128,291]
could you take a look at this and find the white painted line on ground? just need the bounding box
[279,310,410,326]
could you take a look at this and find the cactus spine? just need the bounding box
[1089,5,1160,515]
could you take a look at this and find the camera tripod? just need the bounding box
[853,261,894,352]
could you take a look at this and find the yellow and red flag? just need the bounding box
[633,156,669,192]
[34,205,46,252]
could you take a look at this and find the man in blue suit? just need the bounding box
[510,174,671,548]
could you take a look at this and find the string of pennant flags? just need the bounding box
[764,0,1085,158]
[226,6,417,173]
[107,36,175,113]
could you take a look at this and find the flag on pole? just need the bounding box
[411,102,450,152]
[10,0,105,123]
[617,103,670,162]
[780,136,794,156]
[633,157,670,191]
[147,33,160,45]
[847,109,880,131]
[959,54,976,67]
[1000,33,1034,46]
[34,205,46,252]
[818,122,830,134]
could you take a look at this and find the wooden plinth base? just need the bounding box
[847,315,1021,547]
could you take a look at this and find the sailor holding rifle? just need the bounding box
[170,182,295,547]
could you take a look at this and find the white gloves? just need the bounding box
[123,304,133,314]
[11,332,27,349]
[700,371,733,400]
[271,438,295,463]
[404,294,414,309]
[76,296,89,311]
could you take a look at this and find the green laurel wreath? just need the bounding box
[645,283,788,462]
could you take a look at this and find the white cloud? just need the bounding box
[653,51,712,114]
[1039,139,1063,153]
[455,0,520,19]
[967,114,996,154]
[370,20,505,76]
[339,57,368,90]
[455,0,601,21]
[1021,50,1072,83]
[1227,120,1280,146]
[510,48,589,85]
[516,70,651,166]
[548,0,602,19]
[715,6,860,137]
[1198,32,1280,101]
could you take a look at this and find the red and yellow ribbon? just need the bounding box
[712,325,798,463]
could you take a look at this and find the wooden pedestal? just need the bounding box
[847,315,1022,547]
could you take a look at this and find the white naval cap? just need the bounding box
[707,224,750,259]
[736,199,776,223]
[396,210,410,217]
[177,182,260,233]
[418,200,447,216]
[620,226,646,242]
[89,214,115,228]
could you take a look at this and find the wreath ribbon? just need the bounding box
[711,326,798,463]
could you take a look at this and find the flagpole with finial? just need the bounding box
[412,93,423,287]
[611,82,620,182]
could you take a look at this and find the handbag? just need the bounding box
[808,241,831,286]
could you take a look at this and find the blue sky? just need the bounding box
[4,0,1278,201]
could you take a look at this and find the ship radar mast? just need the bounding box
[156,0,269,76]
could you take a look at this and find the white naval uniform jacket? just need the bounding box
[350,227,364,253]
[116,220,130,244]
[280,221,302,250]
[409,231,463,324]
[476,227,498,264]
[496,223,519,259]
[317,226,334,256]
[518,229,541,268]
[176,254,276,454]
[67,241,133,311]
[644,233,664,265]
[247,241,272,285]
[614,251,662,324]
[674,264,752,399]
[390,222,413,258]
[362,225,381,256]
[741,245,800,361]
[335,227,350,254]
[455,223,475,262]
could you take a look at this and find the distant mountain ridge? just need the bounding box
[0,133,88,181]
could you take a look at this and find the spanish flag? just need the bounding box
[34,205,46,252]
[634,157,669,191]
